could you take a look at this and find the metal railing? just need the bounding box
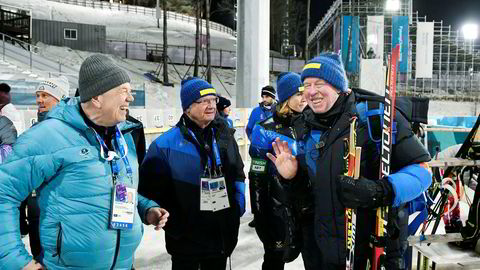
[47,0,236,36]
[0,32,79,89]
[106,39,306,73]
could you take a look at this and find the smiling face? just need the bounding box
[287,92,307,113]
[36,91,59,113]
[186,95,218,128]
[303,78,340,114]
[95,83,134,126]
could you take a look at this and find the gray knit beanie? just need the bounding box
[78,54,131,103]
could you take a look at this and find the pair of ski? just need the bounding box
[345,45,400,270]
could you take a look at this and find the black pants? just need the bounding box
[26,195,41,257]
[262,248,284,270]
[171,255,227,270]
[259,214,321,270]
[300,216,322,270]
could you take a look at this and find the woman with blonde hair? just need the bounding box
[248,72,320,270]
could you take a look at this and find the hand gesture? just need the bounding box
[147,207,170,231]
[23,260,44,270]
[266,137,298,180]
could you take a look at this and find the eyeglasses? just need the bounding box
[194,97,219,105]
[303,83,329,91]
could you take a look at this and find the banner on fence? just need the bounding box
[392,16,409,72]
[360,58,385,96]
[416,22,434,78]
[366,16,384,60]
[342,16,359,73]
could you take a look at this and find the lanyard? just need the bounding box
[311,130,323,143]
[187,128,222,176]
[92,125,133,184]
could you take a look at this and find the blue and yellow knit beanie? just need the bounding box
[277,72,304,103]
[300,52,348,92]
[180,77,216,111]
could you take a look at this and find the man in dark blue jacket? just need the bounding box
[139,77,246,270]
[246,85,276,228]
[266,53,432,269]
[246,85,276,140]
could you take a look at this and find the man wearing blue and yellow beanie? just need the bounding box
[140,77,247,270]
[265,52,432,269]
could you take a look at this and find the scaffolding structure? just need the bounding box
[307,0,480,99]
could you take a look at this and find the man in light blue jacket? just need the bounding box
[0,54,169,270]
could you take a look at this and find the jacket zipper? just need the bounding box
[109,230,121,270]
[53,223,63,260]
[109,158,122,270]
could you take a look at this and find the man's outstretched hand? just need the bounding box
[266,138,298,180]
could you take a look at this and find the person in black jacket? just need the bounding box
[139,77,246,270]
[216,95,233,128]
[267,53,432,269]
[0,115,16,163]
[249,72,320,270]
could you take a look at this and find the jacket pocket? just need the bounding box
[53,223,64,263]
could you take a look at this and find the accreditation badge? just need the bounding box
[209,177,229,212]
[110,183,136,230]
[200,177,230,212]
[200,178,213,211]
[250,158,267,174]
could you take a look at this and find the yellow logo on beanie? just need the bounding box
[200,88,216,96]
[298,86,305,92]
[303,63,321,70]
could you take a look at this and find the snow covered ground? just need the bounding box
[0,0,246,109]
[0,0,236,50]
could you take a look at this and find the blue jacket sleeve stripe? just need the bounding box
[250,124,299,156]
[387,163,432,207]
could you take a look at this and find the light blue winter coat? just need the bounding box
[0,97,158,270]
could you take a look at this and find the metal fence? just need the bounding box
[48,0,236,36]
[106,40,306,73]
[0,32,79,89]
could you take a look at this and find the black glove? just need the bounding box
[337,175,394,209]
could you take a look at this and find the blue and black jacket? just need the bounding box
[138,114,245,258]
[299,92,431,269]
[248,110,313,258]
[246,102,274,140]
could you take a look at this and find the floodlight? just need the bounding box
[462,24,478,40]
[386,0,400,11]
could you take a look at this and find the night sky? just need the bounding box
[311,0,480,32]
[414,0,480,30]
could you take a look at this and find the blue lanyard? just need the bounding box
[310,130,323,143]
[92,126,133,184]
[187,128,222,173]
